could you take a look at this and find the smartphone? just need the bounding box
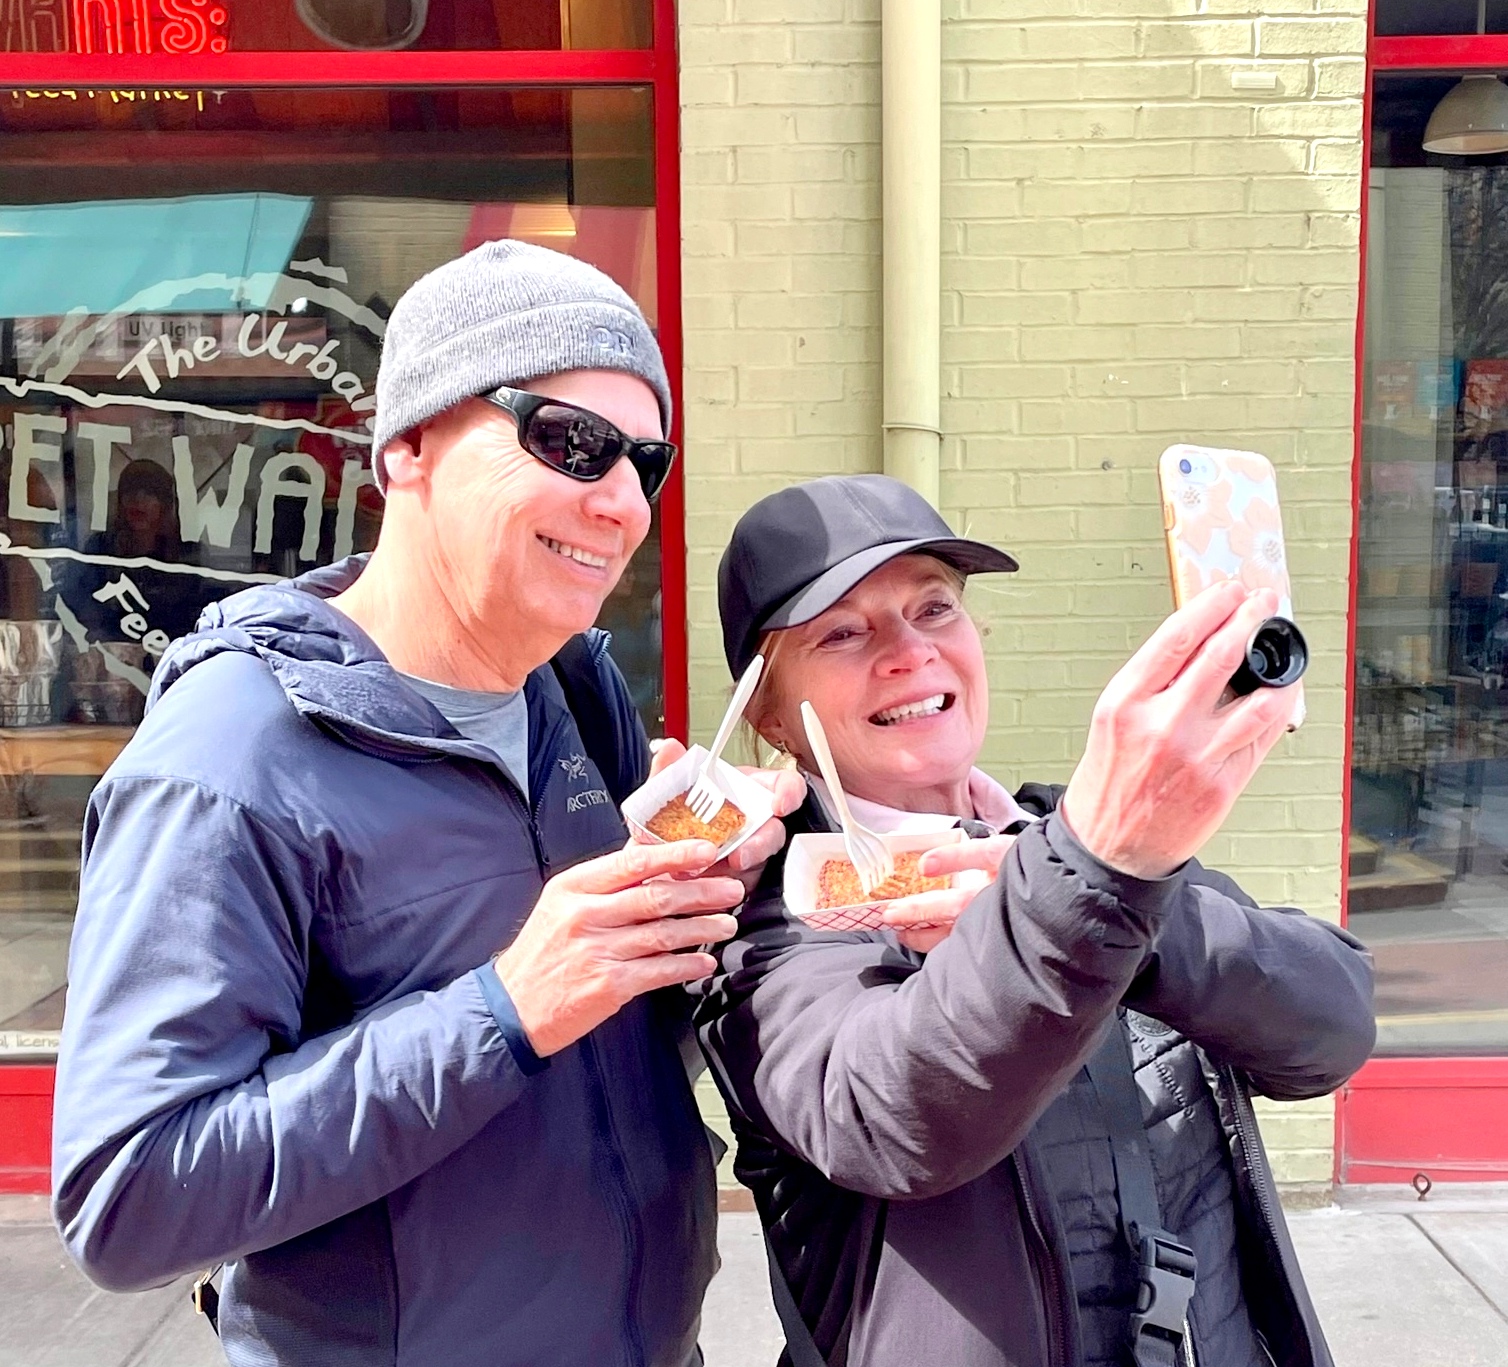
[1158,443,1305,728]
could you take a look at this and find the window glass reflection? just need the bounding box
[0,0,652,54]
[1353,76,1508,1056]
[0,86,662,1056]
[1374,0,1508,36]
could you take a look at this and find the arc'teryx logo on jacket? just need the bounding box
[561,750,611,812]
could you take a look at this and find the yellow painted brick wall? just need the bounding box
[679,0,883,738]
[680,0,1367,1188]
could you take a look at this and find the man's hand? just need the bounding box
[1059,581,1296,881]
[646,738,807,884]
[879,835,1014,952]
[494,841,744,1057]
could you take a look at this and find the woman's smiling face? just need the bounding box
[755,554,990,813]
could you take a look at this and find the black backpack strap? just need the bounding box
[1084,1017,1198,1367]
[763,1230,830,1367]
[550,630,646,807]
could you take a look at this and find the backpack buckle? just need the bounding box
[1131,1231,1197,1346]
[190,1266,222,1336]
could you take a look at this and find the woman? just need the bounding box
[697,474,1374,1367]
[60,458,217,644]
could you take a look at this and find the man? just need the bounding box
[51,240,801,1367]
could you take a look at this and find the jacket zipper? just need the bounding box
[525,712,576,873]
[528,712,647,1367]
[1013,1153,1070,1367]
[323,679,645,1356]
[581,1031,650,1367]
[1221,1067,1280,1231]
[1220,1064,1314,1367]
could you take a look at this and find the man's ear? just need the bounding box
[381,429,425,491]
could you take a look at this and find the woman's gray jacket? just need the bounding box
[694,788,1375,1367]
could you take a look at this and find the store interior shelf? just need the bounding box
[0,727,134,778]
[1347,849,1452,912]
[1349,833,1382,877]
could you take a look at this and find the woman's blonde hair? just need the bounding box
[731,556,969,766]
[736,626,800,766]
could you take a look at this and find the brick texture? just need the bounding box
[679,0,1367,1186]
[680,2,883,740]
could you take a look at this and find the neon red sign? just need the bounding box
[68,0,229,55]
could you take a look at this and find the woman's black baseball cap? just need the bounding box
[717,474,1019,676]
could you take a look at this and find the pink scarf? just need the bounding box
[805,767,1037,836]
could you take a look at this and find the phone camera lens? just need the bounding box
[1179,459,1192,475]
[1229,618,1308,696]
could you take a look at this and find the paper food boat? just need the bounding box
[621,744,776,864]
[784,828,990,932]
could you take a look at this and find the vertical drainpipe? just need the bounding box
[882,0,941,507]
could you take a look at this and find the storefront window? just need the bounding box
[1352,75,1508,1056]
[0,84,662,1057]
[1376,0,1508,36]
[1,0,651,53]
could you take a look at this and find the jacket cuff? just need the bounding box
[1042,810,1186,922]
[473,965,549,1076]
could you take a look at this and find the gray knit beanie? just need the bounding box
[370,239,671,489]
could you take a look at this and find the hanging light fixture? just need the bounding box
[509,203,579,241]
[295,0,428,50]
[1423,0,1508,155]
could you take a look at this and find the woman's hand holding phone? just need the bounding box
[1058,581,1296,881]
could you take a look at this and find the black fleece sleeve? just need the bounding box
[696,812,1183,1202]
[1122,860,1376,1101]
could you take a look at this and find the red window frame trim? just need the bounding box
[0,0,687,1194]
[1339,4,1508,1186]
[1373,34,1508,69]
[0,49,657,84]
[0,1067,52,1195]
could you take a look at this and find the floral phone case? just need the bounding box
[1158,444,1306,728]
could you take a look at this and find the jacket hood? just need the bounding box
[149,555,459,758]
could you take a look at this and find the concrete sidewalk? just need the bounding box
[1286,1186,1508,1367]
[3,1190,1506,1367]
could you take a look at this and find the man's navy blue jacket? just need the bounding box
[51,557,717,1367]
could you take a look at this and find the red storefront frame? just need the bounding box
[1338,9,1508,1185]
[0,1067,52,1194]
[0,0,688,1196]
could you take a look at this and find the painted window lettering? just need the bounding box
[0,251,385,710]
[90,574,172,657]
[116,316,379,420]
[1,393,378,566]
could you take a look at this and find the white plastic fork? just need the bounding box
[800,700,895,896]
[686,653,765,823]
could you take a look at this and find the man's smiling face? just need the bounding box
[419,370,660,649]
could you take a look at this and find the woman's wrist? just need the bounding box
[1056,790,1179,883]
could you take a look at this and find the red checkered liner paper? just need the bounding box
[793,901,890,933]
[783,831,968,934]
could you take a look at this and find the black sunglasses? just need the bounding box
[482,386,677,503]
